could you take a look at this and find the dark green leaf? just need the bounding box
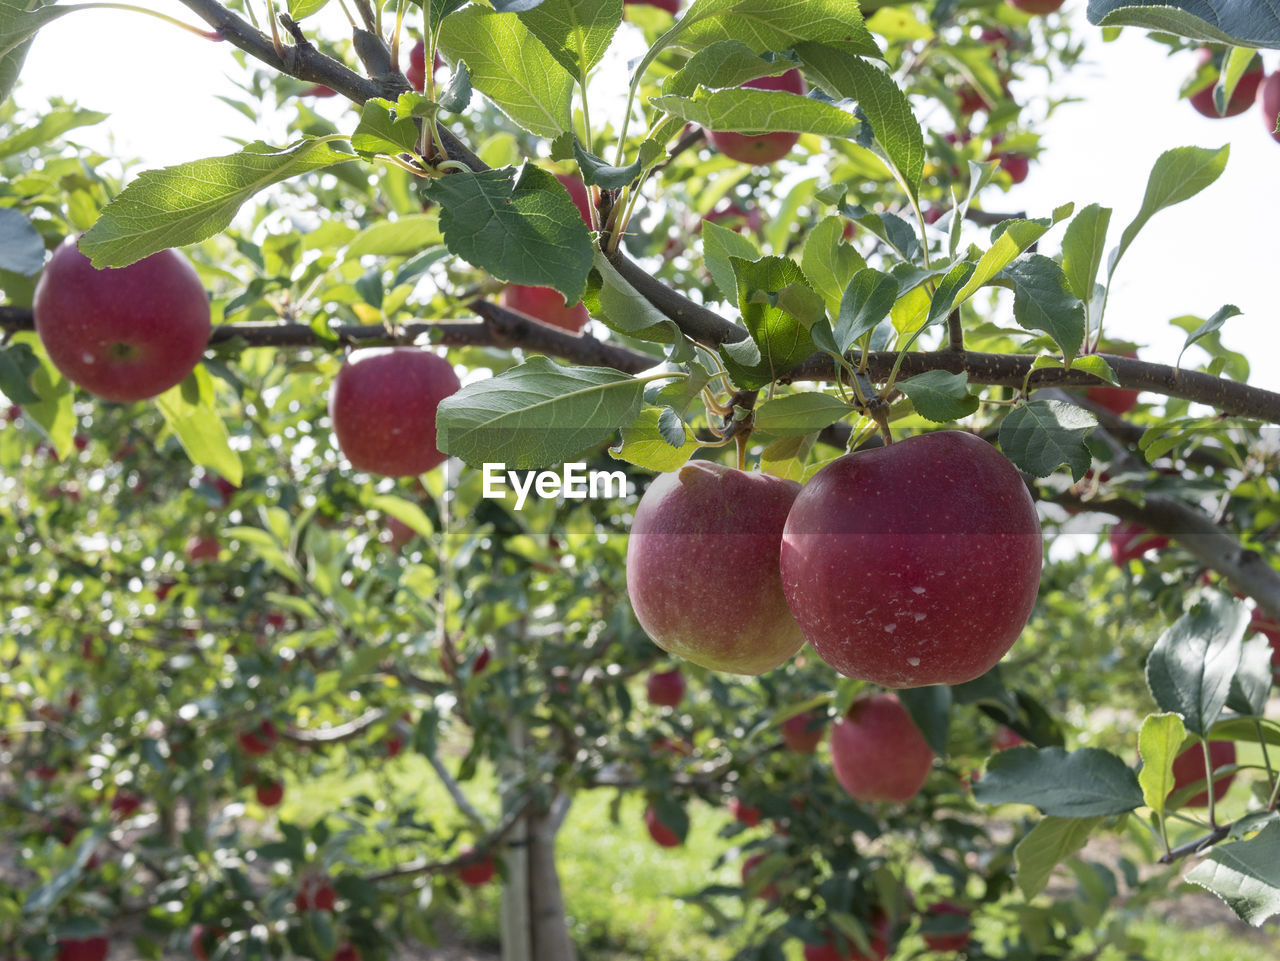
[896,370,979,423]
[1146,594,1248,736]
[834,267,897,353]
[897,685,951,756]
[1186,821,1280,926]
[973,747,1143,817]
[1000,255,1086,360]
[1014,816,1103,898]
[1087,0,1280,46]
[997,400,1096,479]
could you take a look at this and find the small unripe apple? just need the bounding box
[329,347,461,477]
[256,779,285,807]
[457,844,497,886]
[1007,0,1063,12]
[33,238,211,402]
[707,69,807,165]
[740,852,779,901]
[627,463,806,675]
[781,431,1042,688]
[729,797,761,827]
[829,693,934,803]
[646,668,686,707]
[1260,72,1280,142]
[781,711,825,753]
[55,937,109,961]
[499,285,591,334]
[1108,522,1169,566]
[1189,48,1263,118]
[922,900,971,952]
[1171,741,1236,807]
[644,805,683,847]
[237,719,279,756]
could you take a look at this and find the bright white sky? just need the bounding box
[14,5,1280,392]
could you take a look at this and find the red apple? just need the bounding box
[781,431,1042,688]
[190,924,223,961]
[781,711,825,753]
[1108,522,1169,566]
[383,516,416,550]
[406,39,426,91]
[729,797,762,827]
[922,900,971,952]
[990,151,1029,184]
[556,172,593,226]
[1247,609,1280,669]
[646,668,686,708]
[804,913,890,961]
[457,845,496,886]
[624,0,679,12]
[332,943,362,961]
[992,726,1025,751]
[1260,72,1280,142]
[499,285,591,334]
[644,805,683,847]
[329,347,461,476]
[384,734,404,758]
[303,84,337,97]
[1189,48,1263,118]
[1171,741,1236,808]
[256,779,284,807]
[185,535,220,562]
[740,852,779,901]
[1007,0,1063,12]
[1085,349,1140,414]
[707,69,807,165]
[829,693,934,803]
[295,874,337,912]
[55,937,109,961]
[626,463,806,674]
[237,719,279,756]
[110,789,142,819]
[33,238,211,402]
[957,85,986,115]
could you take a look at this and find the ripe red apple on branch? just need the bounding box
[706,69,807,165]
[781,711,825,753]
[922,900,972,952]
[55,936,110,961]
[626,463,806,674]
[1260,72,1280,142]
[1108,521,1169,567]
[457,845,497,886]
[329,347,461,476]
[829,693,934,803]
[1188,48,1263,118]
[803,910,890,961]
[1007,0,1064,13]
[646,668,686,707]
[780,431,1042,688]
[1170,741,1236,807]
[644,805,683,847]
[33,239,211,403]
[500,284,591,334]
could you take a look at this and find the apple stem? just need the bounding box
[63,2,224,40]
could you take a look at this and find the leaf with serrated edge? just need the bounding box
[1087,0,1280,47]
[156,367,243,487]
[897,370,979,424]
[81,139,357,267]
[437,356,644,469]
[517,0,623,79]
[754,392,851,437]
[1186,821,1280,926]
[973,746,1143,817]
[802,216,865,320]
[703,219,760,305]
[1001,254,1086,360]
[1014,816,1103,899]
[997,400,1096,479]
[1227,634,1273,718]
[1145,594,1247,736]
[610,407,700,472]
[1060,203,1112,307]
[1137,712,1186,817]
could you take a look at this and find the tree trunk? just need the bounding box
[527,795,576,961]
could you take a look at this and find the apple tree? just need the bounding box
[3,1,1280,960]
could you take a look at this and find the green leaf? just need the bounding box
[801,216,865,320]
[593,251,686,344]
[439,5,574,138]
[156,367,244,487]
[1000,255,1086,360]
[0,208,43,275]
[1145,594,1248,737]
[951,217,1062,308]
[753,392,851,437]
[0,0,75,105]
[610,407,700,471]
[651,87,859,142]
[288,0,329,19]
[1226,634,1274,718]
[422,164,593,301]
[897,370,979,424]
[0,341,40,403]
[0,106,108,161]
[759,432,816,482]
[436,356,644,469]
[924,261,976,330]
[350,98,421,156]
[1137,712,1186,817]
[663,0,880,60]
[1059,203,1112,307]
[794,42,925,195]
[897,685,950,756]
[1113,145,1230,277]
[1177,304,1242,368]
[25,346,74,458]
[1186,821,1280,926]
[702,219,760,305]
[997,400,1096,479]
[368,494,434,538]
[834,267,898,354]
[973,746,1144,817]
[1014,816,1104,899]
[1086,1,1280,47]
[652,796,690,845]
[81,139,357,266]
[663,41,797,98]
[346,214,444,257]
[724,256,818,389]
[517,0,623,79]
